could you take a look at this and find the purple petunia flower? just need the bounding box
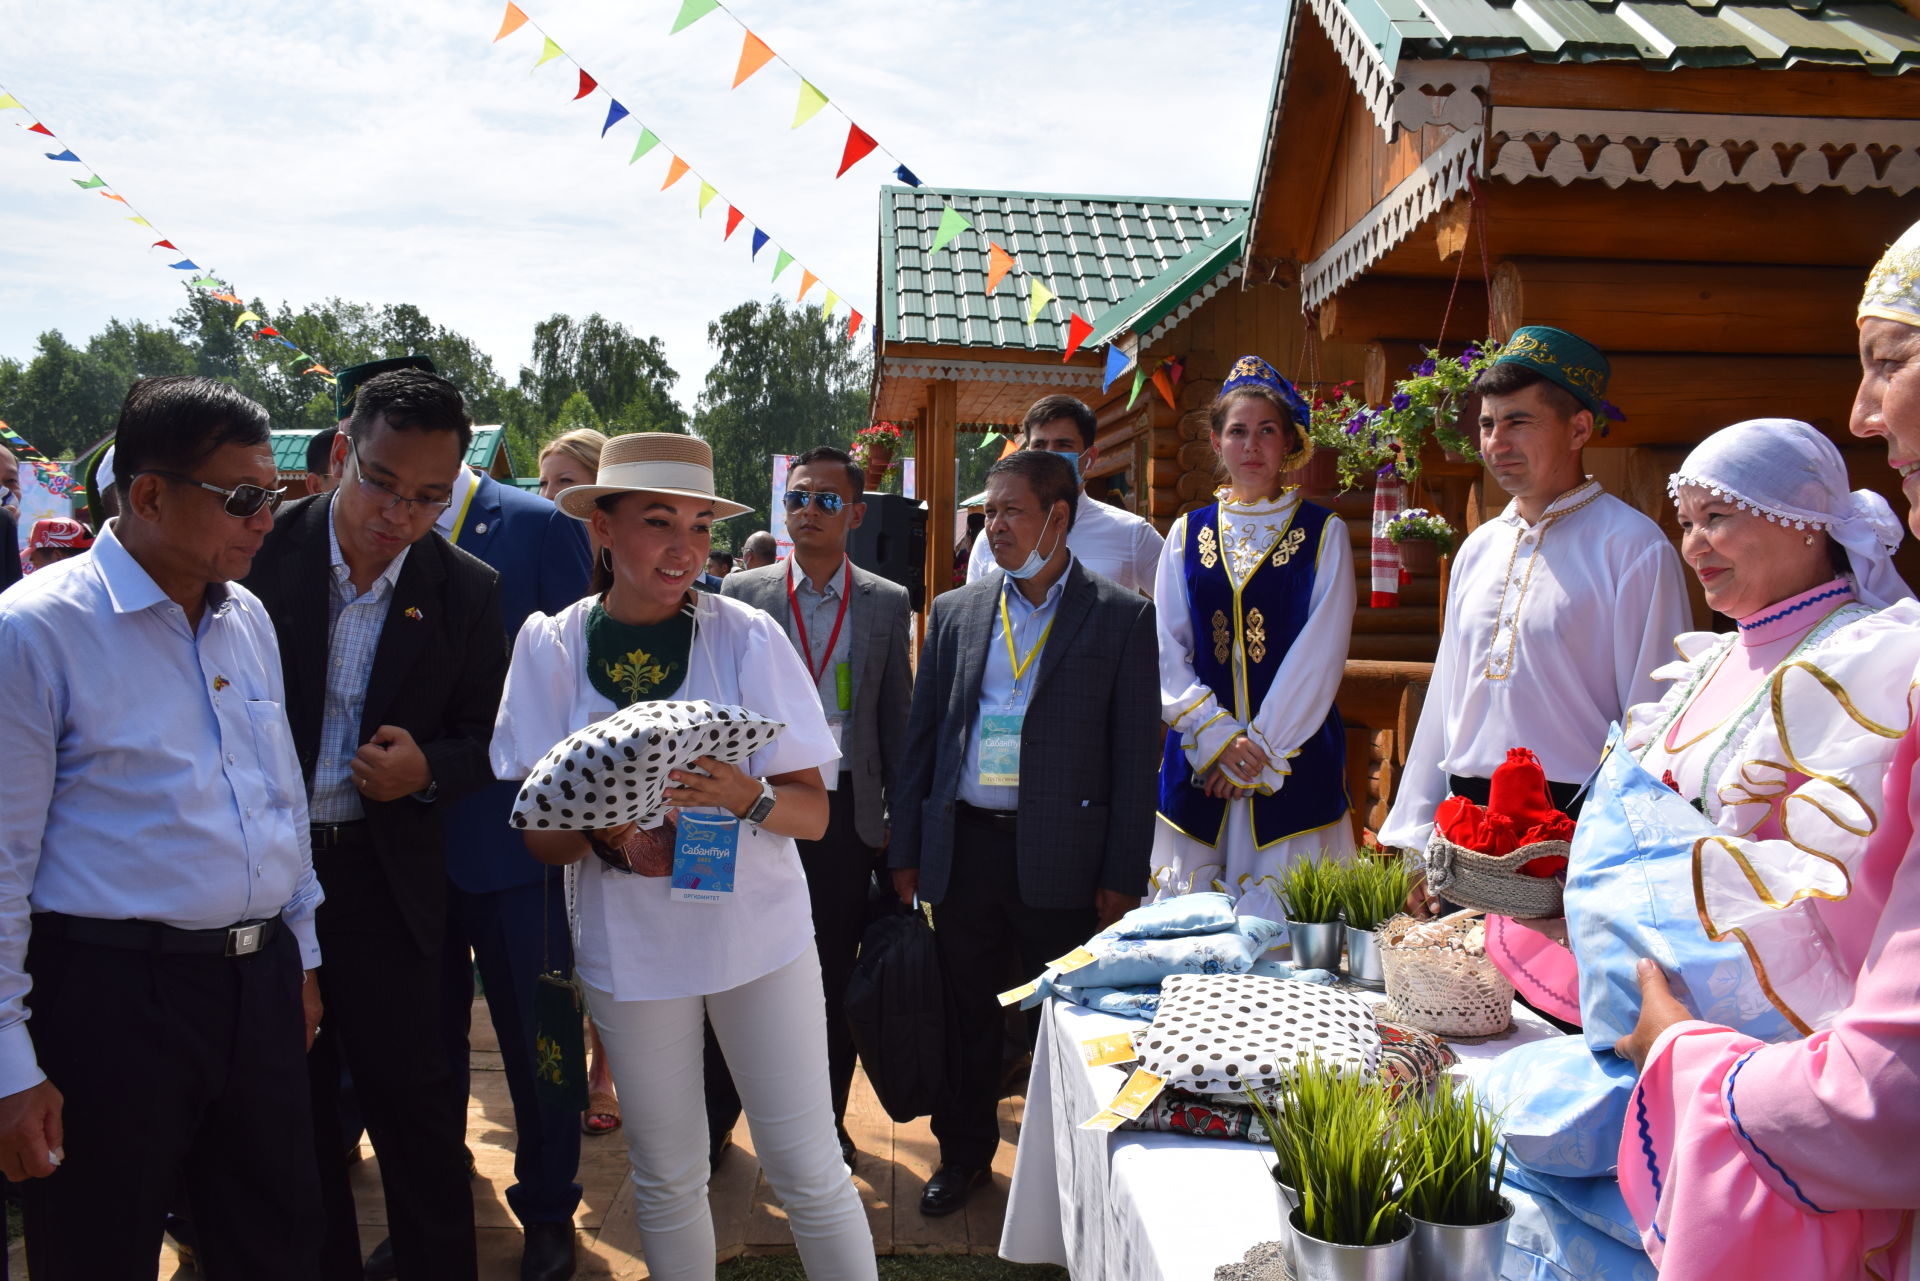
[1391,393,1412,411]
[1601,400,1627,422]
[1416,359,1436,377]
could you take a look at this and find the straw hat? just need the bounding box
[554,432,751,521]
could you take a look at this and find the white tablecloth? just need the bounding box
[999,991,1564,1281]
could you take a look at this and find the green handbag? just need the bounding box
[532,865,589,1113]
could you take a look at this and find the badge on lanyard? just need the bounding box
[670,811,739,904]
[978,584,1051,787]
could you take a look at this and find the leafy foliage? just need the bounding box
[1248,1059,1406,1247]
[1338,850,1415,931]
[1276,851,1345,924]
[1398,1081,1509,1227]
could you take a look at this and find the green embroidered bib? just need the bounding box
[584,599,693,707]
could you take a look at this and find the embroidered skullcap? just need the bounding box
[1668,418,1912,610]
[1485,326,1609,415]
[1860,219,1920,330]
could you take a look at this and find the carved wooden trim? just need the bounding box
[1305,0,1394,131]
[1488,106,1920,196]
[1388,61,1489,139]
[1301,127,1483,311]
[880,356,1103,386]
[1143,261,1245,345]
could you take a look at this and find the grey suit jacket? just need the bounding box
[890,559,1160,911]
[722,559,913,848]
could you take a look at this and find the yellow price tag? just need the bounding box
[1080,1032,1139,1068]
[1107,1068,1167,1120]
[1047,946,1098,974]
[997,979,1041,1008]
[1078,1108,1129,1132]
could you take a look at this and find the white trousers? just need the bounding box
[584,949,877,1281]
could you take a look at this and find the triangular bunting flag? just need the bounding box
[791,80,829,129]
[258,326,281,337]
[1166,356,1185,390]
[574,69,597,99]
[275,336,300,352]
[493,3,529,41]
[670,0,720,33]
[43,149,78,162]
[985,243,1014,295]
[697,181,718,214]
[101,193,127,204]
[798,270,819,300]
[601,99,629,136]
[822,288,839,315]
[233,311,262,330]
[1026,280,1055,324]
[72,174,106,189]
[124,215,150,227]
[168,259,200,271]
[732,32,775,87]
[190,277,221,288]
[1103,343,1130,391]
[772,249,794,280]
[723,207,744,240]
[0,94,22,111]
[27,123,52,135]
[750,229,770,259]
[151,239,178,250]
[629,128,660,164]
[534,37,564,68]
[1152,366,1176,410]
[848,310,863,339]
[661,156,690,190]
[928,204,971,255]
[835,124,877,178]
[305,365,334,377]
[1062,314,1094,362]
[210,292,243,304]
[893,164,922,187]
[1127,365,1147,409]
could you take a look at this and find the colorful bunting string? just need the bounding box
[1,81,337,385]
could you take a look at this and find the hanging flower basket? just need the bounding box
[1307,343,1504,490]
[851,421,903,489]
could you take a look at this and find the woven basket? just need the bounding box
[1378,914,1514,1038]
[1423,831,1566,919]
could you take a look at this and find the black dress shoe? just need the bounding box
[919,1164,988,1217]
[709,1127,734,1171]
[521,1221,577,1281]
[363,1237,396,1281]
[838,1126,856,1169]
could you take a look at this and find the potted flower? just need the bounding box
[1384,508,1456,575]
[1308,342,1509,490]
[1337,852,1412,988]
[1399,1083,1512,1281]
[851,421,904,490]
[1277,852,1346,972]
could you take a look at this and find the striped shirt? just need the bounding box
[310,498,410,822]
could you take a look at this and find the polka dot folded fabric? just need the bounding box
[511,699,785,832]
[1137,972,1381,1094]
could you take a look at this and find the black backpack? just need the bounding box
[843,904,956,1124]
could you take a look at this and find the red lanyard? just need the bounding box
[787,558,853,684]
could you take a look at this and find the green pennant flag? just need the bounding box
[928,203,971,255]
[72,174,106,190]
[628,128,660,164]
[772,249,794,281]
[190,276,221,288]
[791,80,829,129]
[534,36,564,67]
[670,0,720,33]
[697,181,718,214]
[1127,364,1147,409]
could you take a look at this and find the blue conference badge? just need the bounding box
[671,811,739,904]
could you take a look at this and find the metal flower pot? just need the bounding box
[1288,1207,1412,1281]
[1345,926,1386,988]
[1273,1164,1300,1211]
[1409,1199,1514,1281]
[1287,918,1346,972]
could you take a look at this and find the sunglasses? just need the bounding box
[782,490,845,514]
[142,471,286,518]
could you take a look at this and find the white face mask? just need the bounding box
[1004,507,1063,580]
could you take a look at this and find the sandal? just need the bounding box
[582,1089,622,1136]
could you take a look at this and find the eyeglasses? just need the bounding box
[782,490,845,514]
[141,471,286,518]
[349,438,454,518]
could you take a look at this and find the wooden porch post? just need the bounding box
[922,378,959,605]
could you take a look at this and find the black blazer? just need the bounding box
[245,495,507,953]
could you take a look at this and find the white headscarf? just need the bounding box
[1668,418,1912,610]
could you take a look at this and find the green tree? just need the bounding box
[692,298,871,548]
[519,313,685,436]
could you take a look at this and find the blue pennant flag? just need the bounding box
[43,149,79,162]
[750,228,769,260]
[893,164,922,188]
[1102,342,1133,391]
[601,99,629,137]
[167,259,200,271]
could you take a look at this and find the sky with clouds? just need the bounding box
[2,0,1284,414]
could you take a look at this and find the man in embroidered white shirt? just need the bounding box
[1379,327,1691,879]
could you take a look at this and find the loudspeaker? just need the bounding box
[847,492,927,609]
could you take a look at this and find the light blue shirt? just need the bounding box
[788,556,855,730]
[0,521,323,1096]
[310,497,409,823]
[958,561,1071,810]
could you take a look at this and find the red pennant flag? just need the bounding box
[27,122,52,136]
[493,2,529,41]
[848,310,863,338]
[723,206,745,240]
[258,326,281,338]
[151,239,178,251]
[1062,313,1094,362]
[574,70,597,100]
[1166,356,1186,390]
[835,124,878,178]
[1152,366,1177,410]
[732,32,776,88]
[661,156,690,189]
[798,269,819,300]
[985,243,1015,295]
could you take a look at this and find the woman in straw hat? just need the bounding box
[490,433,876,1279]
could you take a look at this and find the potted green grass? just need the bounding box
[1338,852,1412,988]
[1279,852,1346,972]
[1399,1084,1513,1281]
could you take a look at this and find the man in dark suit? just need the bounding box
[245,368,506,1281]
[717,445,913,1166]
[891,449,1159,1216]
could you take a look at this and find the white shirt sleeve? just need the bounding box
[1617,539,1695,717]
[1155,514,1247,775]
[491,612,578,781]
[1131,516,1166,599]
[1245,518,1355,791]
[966,525,994,583]
[0,620,55,1096]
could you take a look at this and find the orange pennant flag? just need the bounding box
[985,243,1015,295]
[210,291,243,304]
[661,156,690,190]
[101,193,127,204]
[732,31,776,88]
[798,270,819,300]
[1152,366,1177,410]
[847,310,862,339]
[493,3,529,41]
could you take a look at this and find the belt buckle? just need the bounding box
[225,923,264,957]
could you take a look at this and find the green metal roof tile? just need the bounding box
[271,432,312,473]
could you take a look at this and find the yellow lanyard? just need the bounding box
[999,584,1053,695]
[444,470,479,545]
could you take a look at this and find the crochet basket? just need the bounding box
[1378,914,1514,1038]
[1423,831,1566,920]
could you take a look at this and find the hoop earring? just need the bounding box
[600,547,614,572]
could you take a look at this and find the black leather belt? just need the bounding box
[34,912,280,957]
[310,820,370,850]
[956,801,1019,833]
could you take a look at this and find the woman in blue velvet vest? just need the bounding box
[1151,355,1355,921]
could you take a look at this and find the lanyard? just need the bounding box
[443,469,479,545]
[787,558,853,684]
[999,582,1053,695]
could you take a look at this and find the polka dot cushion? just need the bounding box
[1137,973,1381,1094]
[511,699,785,832]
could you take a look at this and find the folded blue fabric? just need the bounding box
[1045,962,1336,1022]
[1501,1163,1642,1249]
[1475,1034,1637,1178]
[1062,915,1285,990]
[1500,1173,1652,1281]
[1106,891,1242,939]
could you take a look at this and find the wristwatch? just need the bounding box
[745,778,777,825]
